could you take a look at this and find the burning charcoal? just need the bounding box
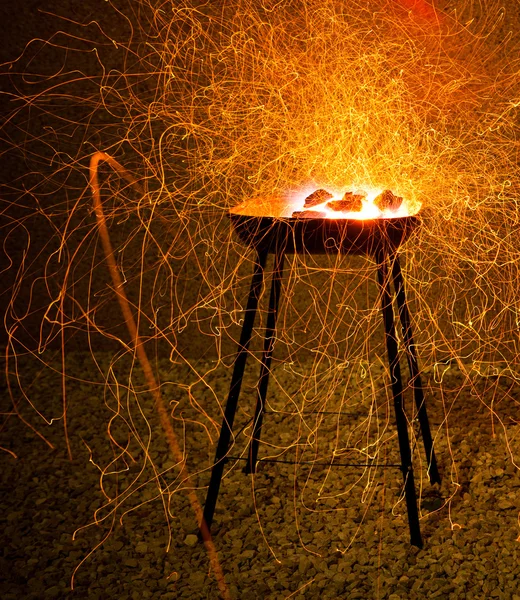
[292,210,327,219]
[374,189,403,211]
[304,188,333,208]
[326,191,365,213]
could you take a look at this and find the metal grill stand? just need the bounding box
[201,217,440,548]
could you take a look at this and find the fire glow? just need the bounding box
[230,186,420,220]
[292,186,419,220]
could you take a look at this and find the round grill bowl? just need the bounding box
[229,210,420,256]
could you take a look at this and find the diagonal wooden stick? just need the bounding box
[90,151,229,599]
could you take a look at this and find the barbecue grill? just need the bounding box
[201,194,440,548]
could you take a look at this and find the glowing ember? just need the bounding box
[374,190,403,211]
[292,187,415,219]
[304,189,334,208]
[230,187,419,219]
[328,192,366,213]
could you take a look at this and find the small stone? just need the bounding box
[301,532,313,544]
[7,512,21,523]
[184,534,198,547]
[188,572,206,588]
[123,558,138,568]
[299,555,312,575]
[46,586,61,599]
[422,496,443,512]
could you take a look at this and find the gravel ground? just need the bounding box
[1,352,520,599]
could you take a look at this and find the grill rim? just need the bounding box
[228,211,421,255]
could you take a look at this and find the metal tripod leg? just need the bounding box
[244,248,286,474]
[377,250,423,548]
[201,249,268,534]
[390,255,441,485]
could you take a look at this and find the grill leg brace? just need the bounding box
[377,250,423,549]
[244,249,286,474]
[201,249,268,535]
[391,255,441,486]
